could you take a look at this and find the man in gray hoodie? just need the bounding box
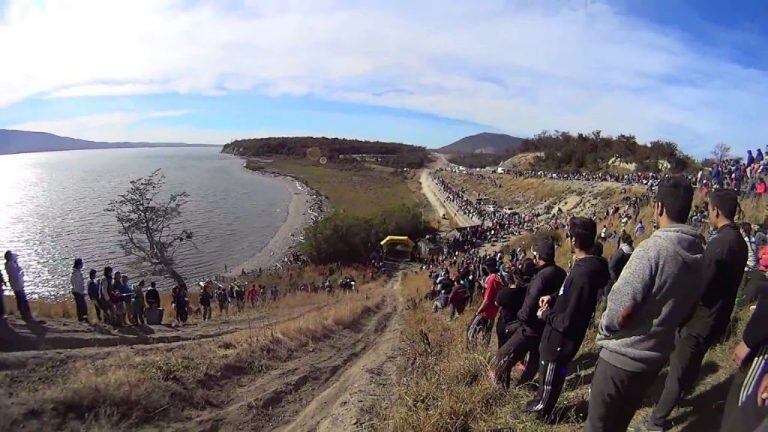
[584,176,704,432]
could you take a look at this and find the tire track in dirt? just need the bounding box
[184,274,404,432]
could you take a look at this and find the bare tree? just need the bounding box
[107,169,193,287]
[711,142,732,162]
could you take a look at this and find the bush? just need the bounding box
[302,205,426,263]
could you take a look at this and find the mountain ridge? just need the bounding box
[0,129,214,155]
[438,132,525,154]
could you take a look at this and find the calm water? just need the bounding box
[0,147,290,298]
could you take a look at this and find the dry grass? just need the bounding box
[4,264,374,321]
[0,278,388,431]
[387,269,755,432]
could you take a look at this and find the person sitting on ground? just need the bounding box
[528,217,609,421]
[493,240,566,389]
[645,188,747,431]
[585,175,704,431]
[70,258,88,323]
[145,281,160,309]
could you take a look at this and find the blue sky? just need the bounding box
[1,0,768,156]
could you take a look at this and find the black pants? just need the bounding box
[72,292,88,322]
[584,357,661,432]
[529,357,571,417]
[721,366,768,432]
[495,328,540,388]
[202,305,211,321]
[496,316,511,349]
[649,330,709,427]
[14,290,32,321]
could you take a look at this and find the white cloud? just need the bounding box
[1,0,767,153]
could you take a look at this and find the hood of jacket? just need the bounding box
[650,224,704,264]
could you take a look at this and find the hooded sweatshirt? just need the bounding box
[597,224,704,372]
[4,254,25,293]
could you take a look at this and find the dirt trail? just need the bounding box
[184,274,404,432]
[0,301,329,357]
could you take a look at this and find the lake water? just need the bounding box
[0,147,290,298]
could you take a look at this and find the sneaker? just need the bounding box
[628,421,665,432]
[524,399,542,412]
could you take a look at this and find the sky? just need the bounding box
[1,0,768,156]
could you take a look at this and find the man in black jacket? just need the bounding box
[527,217,609,420]
[646,188,748,431]
[493,240,566,388]
[720,289,768,432]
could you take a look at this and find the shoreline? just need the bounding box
[224,162,326,277]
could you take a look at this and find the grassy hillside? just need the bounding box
[261,158,419,217]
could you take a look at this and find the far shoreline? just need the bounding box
[223,159,326,277]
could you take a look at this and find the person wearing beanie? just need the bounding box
[492,239,567,389]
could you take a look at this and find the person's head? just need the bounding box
[150,281,156,288]
[533,240,556,267]
[89,269,97,279]
[620,232,633,247]
[138,279,145,287]
[73,258,83,270]
[104,266,113,277]
[114,271,121,283]
[592,241,604,257]
[655,176,694,227]
[4,250,14,262]
[742,222,753,237]
[568,217,597,255]
[121,275,128,283]
[708,188,739,228]
[482,257,498,275]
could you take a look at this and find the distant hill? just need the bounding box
[439,132,525,154]
[222,136,430,168]
[0,129,213,155]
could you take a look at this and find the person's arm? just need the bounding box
[517,273,544,324]
[744,291,768,350]
[599,245,655,336]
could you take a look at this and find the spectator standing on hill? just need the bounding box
[99,267,115,325]
[586,176,704,432]
[741,222,764,305]
[131,280,146,325]
[235,284,245,312]
[604,233,633,298]
[87,269,101,321]
[493,240,566,389]
[200,283,212,321]
[720,289,768,431]
[120,274,132,324]
[112,271,125,326]
[468,257,502,348]
[145,281,160,309]
[645,188,747,431]
[5,251,32,322]
[494,262,530,349]
[527,218,609,420]
[448,276,469,319]
[70,258,88,322]
[247,284,257,308]
[634,220,645,236]
[216,285,229,315]
[0,267,6,319]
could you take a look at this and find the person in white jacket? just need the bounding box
[4,250,32,321]
[70,258,87,322]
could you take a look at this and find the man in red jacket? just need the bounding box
[467,257,503,348]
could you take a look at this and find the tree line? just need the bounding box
[222,136,430,168]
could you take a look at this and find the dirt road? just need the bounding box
[419,167,478,228]
[185,274,404,432]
